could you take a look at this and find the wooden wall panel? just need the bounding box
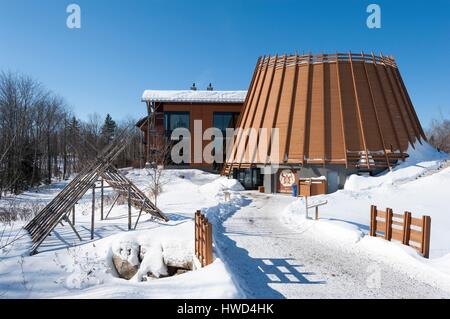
[376,66,410,150]
[288,64,310,162]
[352,62,383,150]
[226,53,423,170]
[366,64,400,151]
[307,63,325,161]
[275,66,296,163]
[326,63,345,161]
[338,62,362,152]
[258,65,283,162]
[246,62,275,163]
[386,67,417,142]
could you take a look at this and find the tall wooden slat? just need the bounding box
[348,52,370,168]
[370,205,377,236]
[394,68,426,140]
[361,52,390,168]
[266,55,287,164]
[226,56,263,171]
[403,211,412,245]
[391,67,423,142]
[422,216,431,258]
[236,55,271,167]
[249,55,279,164]
[283,54,300,163]
[335,55,349,167]
[380,53,415,148]
[371,53,404,161]
[385,208,393,241]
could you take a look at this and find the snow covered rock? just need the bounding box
[138,243,168,280]
[162,240,193,269]
[112,241,141,280]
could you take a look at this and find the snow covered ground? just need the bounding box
[1,141,449,298]
[280,142,450,294]
[0,169,246,299]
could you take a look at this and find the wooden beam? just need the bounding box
[283,53,300,164]
[236,55,271,168]
[301,54,313,166]
[64,216,82,242]
[361,52,390,169]
[91,185,95,240]
[226,56,263,176]
[380,52,415,149]
[348,51,370,169]
[128,183,132,231]
[266,55,287,165]
[100,178,104,220]
[250,54,279,164]
[371,52,405,162]
[335,52,349,168]
[104,194,119,220]
[421,215,431,258]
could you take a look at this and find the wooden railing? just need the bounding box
[195,211,213,267]
[370,205,431,258]
[259,52,398,70]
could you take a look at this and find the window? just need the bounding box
[213,112,240,134]
[164,112,190,136]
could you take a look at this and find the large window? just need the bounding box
[213,112,240,134]
[164,112,190,136]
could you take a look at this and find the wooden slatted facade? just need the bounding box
[224,53,426,173]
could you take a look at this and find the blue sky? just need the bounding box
[0,0,449,128]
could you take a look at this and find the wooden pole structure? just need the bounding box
[422,216,431,258]
[128,183,132,231]
[100,178,104,220]
[91,185,95,240]
[385,208,393,241]
[370,205,377,236]
[72,205,75,225]
[403,211,412,245]
[105,193,120,220]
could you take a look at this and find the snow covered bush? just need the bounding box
[110,235,194,282]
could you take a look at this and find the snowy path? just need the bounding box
[218,192,449,299]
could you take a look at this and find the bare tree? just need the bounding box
[146,138,171,206]
[427,115,450,153]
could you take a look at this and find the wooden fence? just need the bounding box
[370,205,431,258]
[195,211,213,267]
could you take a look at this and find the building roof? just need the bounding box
[224,53,426,170]
[142,90,247,103]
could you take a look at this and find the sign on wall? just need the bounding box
[278,169,296,193]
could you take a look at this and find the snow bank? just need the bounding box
[282,198,364,248]
[199,176,244,199]
[281,189,450,292]
[345,141,448,191]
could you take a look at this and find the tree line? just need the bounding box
[0,71,144,197]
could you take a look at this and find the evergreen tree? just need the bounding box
[100,114,117,145]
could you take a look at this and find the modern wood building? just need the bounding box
[137,87,246,170]
[223,53,426,193]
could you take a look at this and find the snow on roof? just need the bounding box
[141,90,247,103]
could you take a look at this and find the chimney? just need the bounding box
[190,83,197,91]
[207,83,214,91]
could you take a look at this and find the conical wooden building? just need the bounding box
[224,52,426,192]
